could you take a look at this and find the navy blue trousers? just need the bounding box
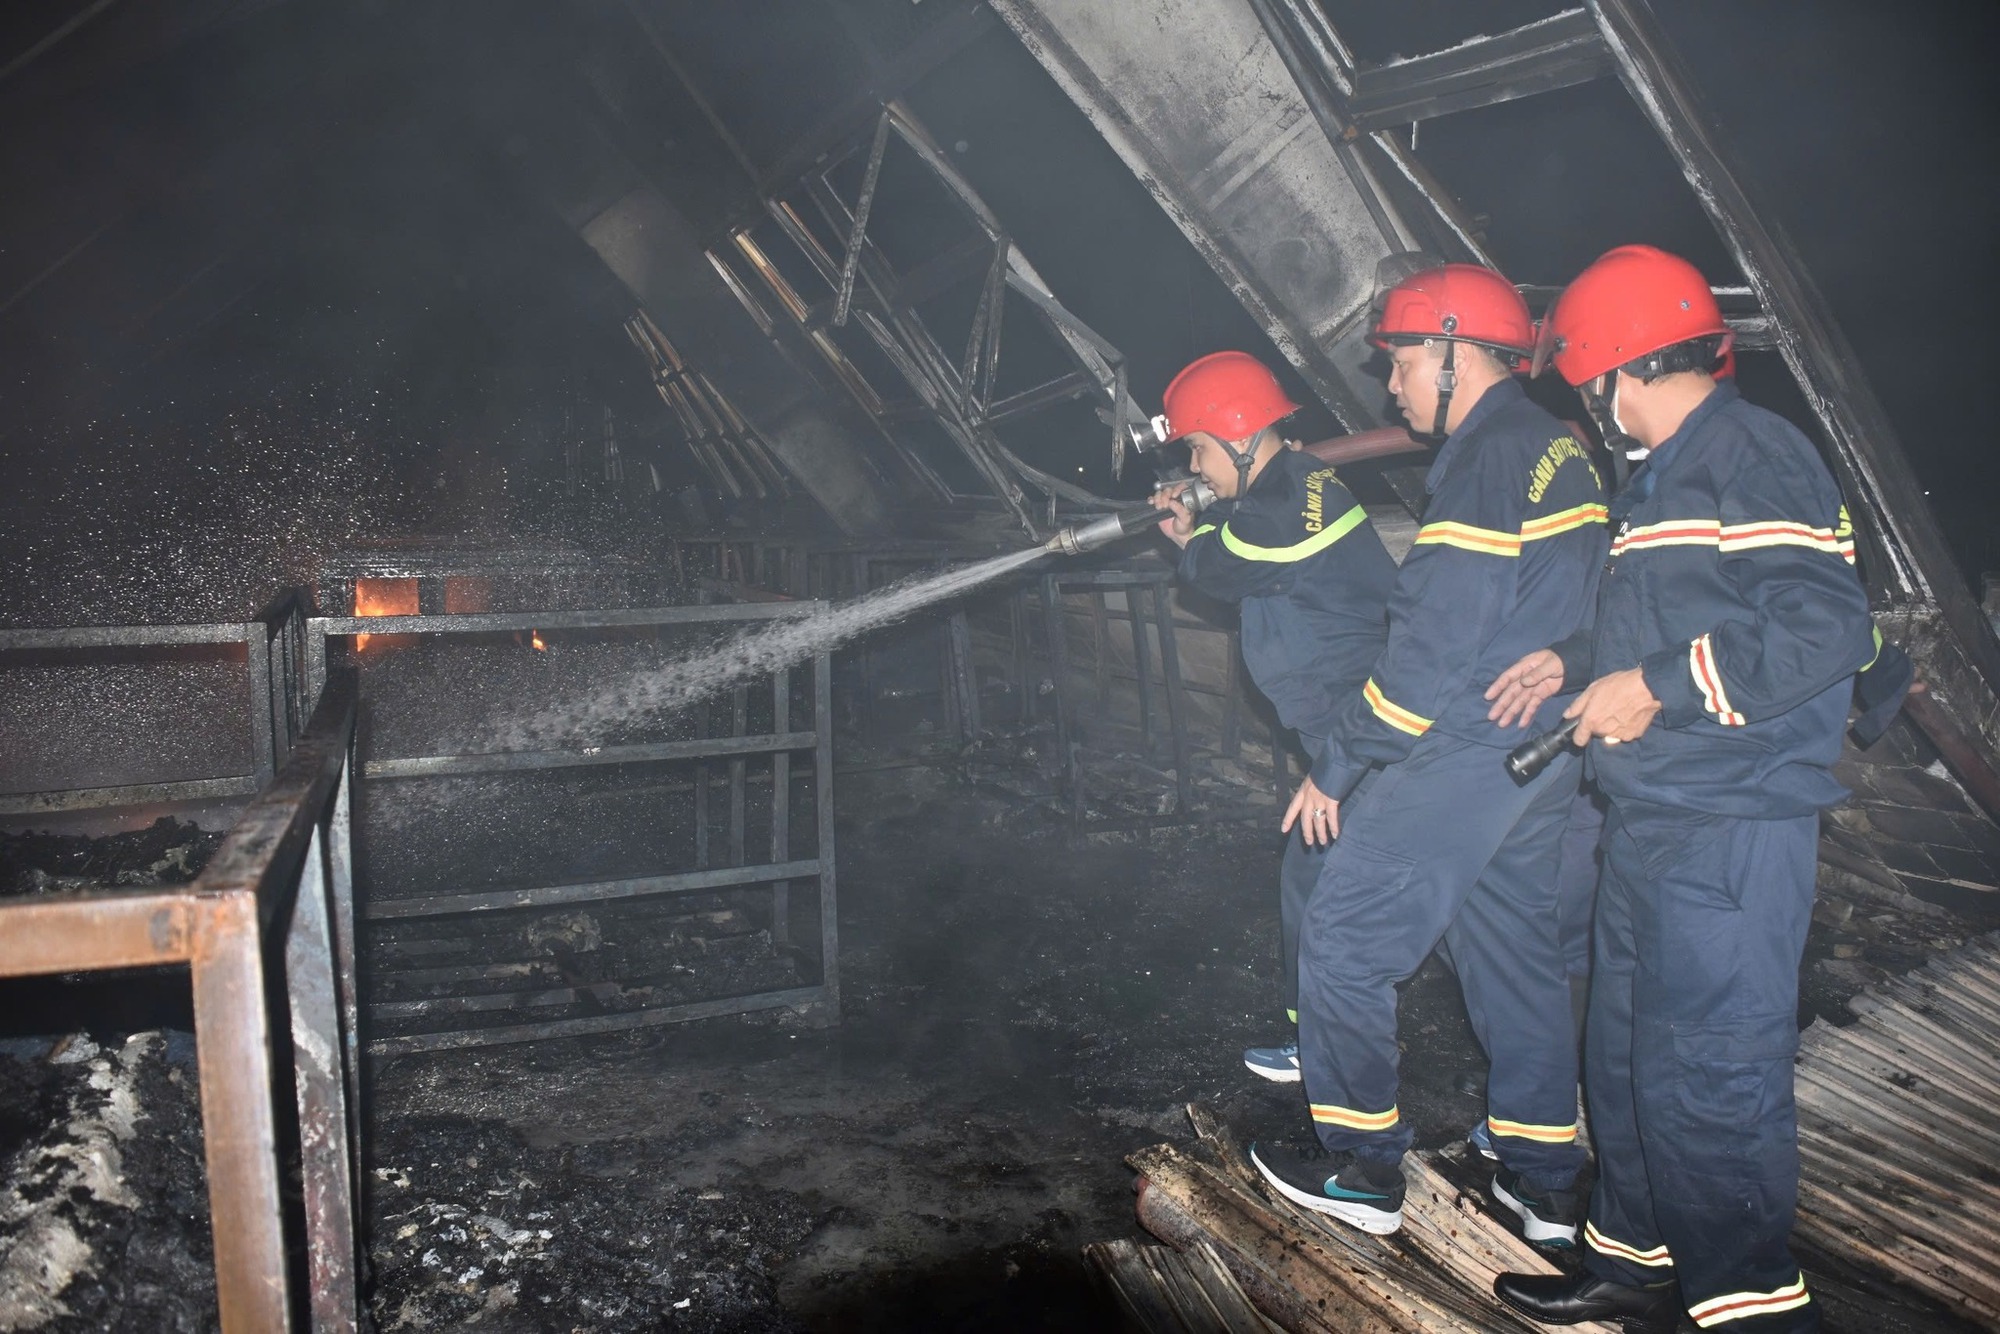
[1555,781,1607,981]
[1278,830,1327,1021]
[1296,733,1585,1185]
[1583,801,1819,1332]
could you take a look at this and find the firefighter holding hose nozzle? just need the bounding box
[1148,351,1397,1087]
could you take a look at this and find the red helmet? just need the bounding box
[1536,245,1732,386]
[1371,263,1534,361]
[1160,351,1301,443]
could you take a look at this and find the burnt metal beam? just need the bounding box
[833,113,892,326]
[365,859,823,921]
[0,775,258,817]
[363,730,819,781]
[0,620,251,649]
[992,0,1406,430]
[987,369,1099,423]
[1243,0,1418,263]
[1589,0,2000,744]
[1345,8,1613,131]
[312,602,810,636]
[367,984,827,1057]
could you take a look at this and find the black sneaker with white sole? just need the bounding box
[1249,1141,1405,1235]
[1491,1166,1580,1247]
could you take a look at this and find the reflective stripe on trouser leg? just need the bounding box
[1296,735,1580,1165]
[1580,811,1664,1287]
[1442,745,1587,1187]
[1586,804,1820,1331]
[1278,830,1327,1022]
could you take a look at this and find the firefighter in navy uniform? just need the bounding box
[1151,352,1396,1074]
[1487,246,1877,1333]
[1247,265,1607,1242]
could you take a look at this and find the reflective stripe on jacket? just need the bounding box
[1313,378,1608,797]
[1578,382,1874,817]
[1178,448,1395,764]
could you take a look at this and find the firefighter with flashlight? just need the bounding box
[1246,263,1607,1243]
[1485,245,1876,1332]
[1151,351,1397,1071]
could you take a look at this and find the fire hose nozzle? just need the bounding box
[1153,475,1217,516]
[1043,506,1167,558]
[1505,716,1578,785]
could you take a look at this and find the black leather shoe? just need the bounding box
[1494,1271,1678,1328]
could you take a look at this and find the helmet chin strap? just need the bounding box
[1427,338,1458,440]
[1218,426,1265,498]
[1580,373,1640,489]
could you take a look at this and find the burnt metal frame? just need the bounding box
[1040,566,1196,824]
[621,0,1113,519]
[625,308,793,501]
[719,101,1143,535]
[0,591,311,815]
[303,601,838,1056]
[0,679,365,1334]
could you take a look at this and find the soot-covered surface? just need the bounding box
[0,1033,212,1333]
[2,755,1994,1330]
[0,819,221,899]
[364,767,1497,1331]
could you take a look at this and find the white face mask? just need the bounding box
[1607,377,1647,458]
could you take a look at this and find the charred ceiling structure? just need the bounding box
[2,1,1999,1331]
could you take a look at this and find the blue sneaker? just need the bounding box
[1468,1118,1498,1160]
[1250,1141,1404,1234]
[1243,1042,1301,1083]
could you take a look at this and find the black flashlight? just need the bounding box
[1505,717,1578,785]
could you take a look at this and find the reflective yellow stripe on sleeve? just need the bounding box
[1862,623,1883,671]
[1190,523,1217,538]
[1363,678,1432,738]
[1219,503,1367,562]
[1520,502,1609,541]
[1412,520,1521,557]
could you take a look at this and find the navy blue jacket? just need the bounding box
[1561,382,1874,818]
[1314,378,1608,798]
[1177,447,1395,764]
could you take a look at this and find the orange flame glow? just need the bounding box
[352,577,418,652]
[530,630,546,651]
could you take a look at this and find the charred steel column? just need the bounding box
[188,891,292,1332]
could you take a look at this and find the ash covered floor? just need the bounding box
[3,756,1998,1332]
[359,768,1427,1332]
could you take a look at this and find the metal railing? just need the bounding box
[0,678,364,1333]
[305,601,840,1055]
[0,591,311,815]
